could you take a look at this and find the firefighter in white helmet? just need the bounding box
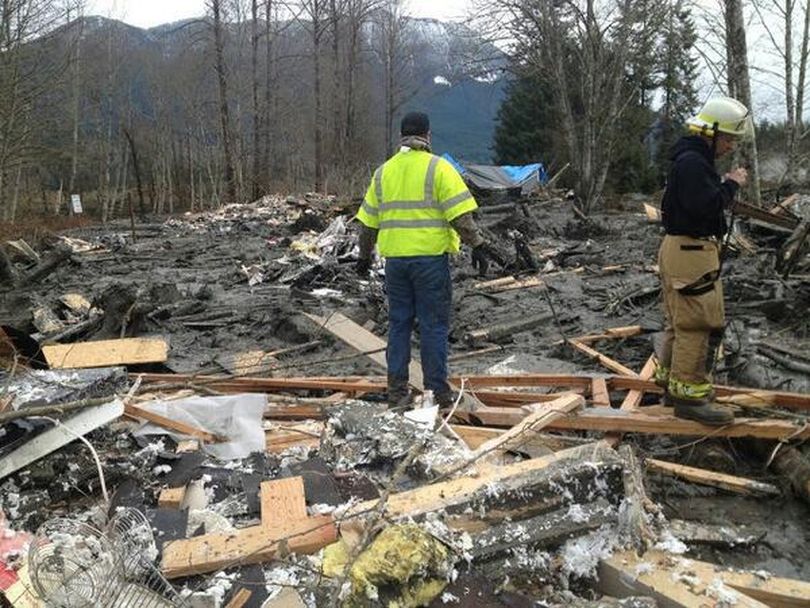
[654,96,750,425]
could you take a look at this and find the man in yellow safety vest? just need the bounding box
[355,111,504,407]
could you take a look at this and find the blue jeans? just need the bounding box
[385,255,452,396]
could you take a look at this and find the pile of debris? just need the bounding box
[0,190,809,607]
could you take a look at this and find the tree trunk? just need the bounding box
[212,0,237,204]
[313,3,325,192]
[123,128,147,218]
[68,15,83,210]
[724,0,762,205]
[251,0,261,199]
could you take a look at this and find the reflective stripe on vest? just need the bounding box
[377,154,443,227]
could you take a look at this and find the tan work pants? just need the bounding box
[657,235,725,386]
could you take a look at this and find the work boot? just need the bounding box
[669,394,733,426]
[435,390,459,408]
[387,377,413,410]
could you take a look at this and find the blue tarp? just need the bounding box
[441,154,548,193]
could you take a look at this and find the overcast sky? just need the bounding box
[87,0,472,27]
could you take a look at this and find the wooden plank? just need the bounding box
[679,553,810,608]
[176,439,200,453]
[224,589,253,608]
[569,340,638,376]
[0,400,124,481]
[345,442,619,522]
[472,394,584,458]
[575,326,643,344]
[265,424,322,454]
[43,337,168,369]
[770,193,799,216]
[735,200,799,230]
[124,403,224,443]
[449,424,591,453]
[608,376,810,411]
[456,374,593,389]
[304,312,424,389]
[599,551,770,608]
[217,350,277,375]
[591,378,610,407]
[456,405,810,440]
[261,477,308,528]
[644,202,662,222]
[158,486,187,509]
[619,355,657,410]
[161,515,336,579]
[646,458,781,496]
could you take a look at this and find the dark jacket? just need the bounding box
[661,136,738,238]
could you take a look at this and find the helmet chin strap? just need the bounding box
[710,121,719,158]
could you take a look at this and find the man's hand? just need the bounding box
[472,242,507,276]
[356,258,372,276]
[725,167,748,186]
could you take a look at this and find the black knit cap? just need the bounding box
[400,112,430,136]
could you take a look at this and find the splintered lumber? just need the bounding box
[471,394,584,459]
[304,311,424,390]
[735,200,799,230]
[617,445,656,552]
[162,474,336,579]
[344,442,623,525]
[449,425,591,453]
[644,203,662,222]
[569,340,638,376]
[456,405,810,440]
[158,486,187,509]
[43,337,168,369]
[465,312,552,345]
[601,551,810,608]
[646,458,780,496]
[224,589,253,608]
[265,423,322,453]
[217,350,277,375]
[619,355,657,410]
[124,403,224,443]
[771,193,799,215]
[261,477,307,528]
[591,378,611,407]
[599,551,770,608]
[0,400,125,481]
[668,520,765,548]
[574,326,643,344]
[137,373,386,394]
[470,500,614,560]
[160,515,335,579]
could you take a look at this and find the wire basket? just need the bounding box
[28,519,117,608]
[30,512,189,608]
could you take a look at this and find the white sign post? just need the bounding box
[71,194,83,214]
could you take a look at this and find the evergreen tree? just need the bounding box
[492,71,556,166]
[657,0,700,181]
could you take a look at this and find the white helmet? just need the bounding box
[686,96,751,137]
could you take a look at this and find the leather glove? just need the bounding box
[356,258,372,276]
[471,242,507,276]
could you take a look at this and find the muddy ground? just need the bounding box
[1,191,808,599]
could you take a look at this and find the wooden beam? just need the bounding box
[568,340,638,376]
[770,193,799,216]
[158,486,187,509]
[620,355,657,410]
[304,312,424,389]
[224,589,253,608]
[161,515,336,579]
[455,405,810,440]
[574,326,643,344]
[43,337,168,369]
[599,551,770,608]
[261,477,308,528]
[471,394,584,459]
[124,403,224,443]
[591,378,610,407]
[449,424,592,453]
[344,441,621,522]
[646,458,780,496]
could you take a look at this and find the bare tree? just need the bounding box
[751,0,810,184]
[209,0,238,204]
[483,0,666,213]
[724,0,762,204]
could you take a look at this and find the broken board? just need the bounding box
[646,458,780,496]
[0,400,125,480]
[43,337,168,369]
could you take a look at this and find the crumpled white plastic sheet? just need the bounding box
[132,393,266,460]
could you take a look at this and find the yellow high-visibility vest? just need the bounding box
[356,148,478,257]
